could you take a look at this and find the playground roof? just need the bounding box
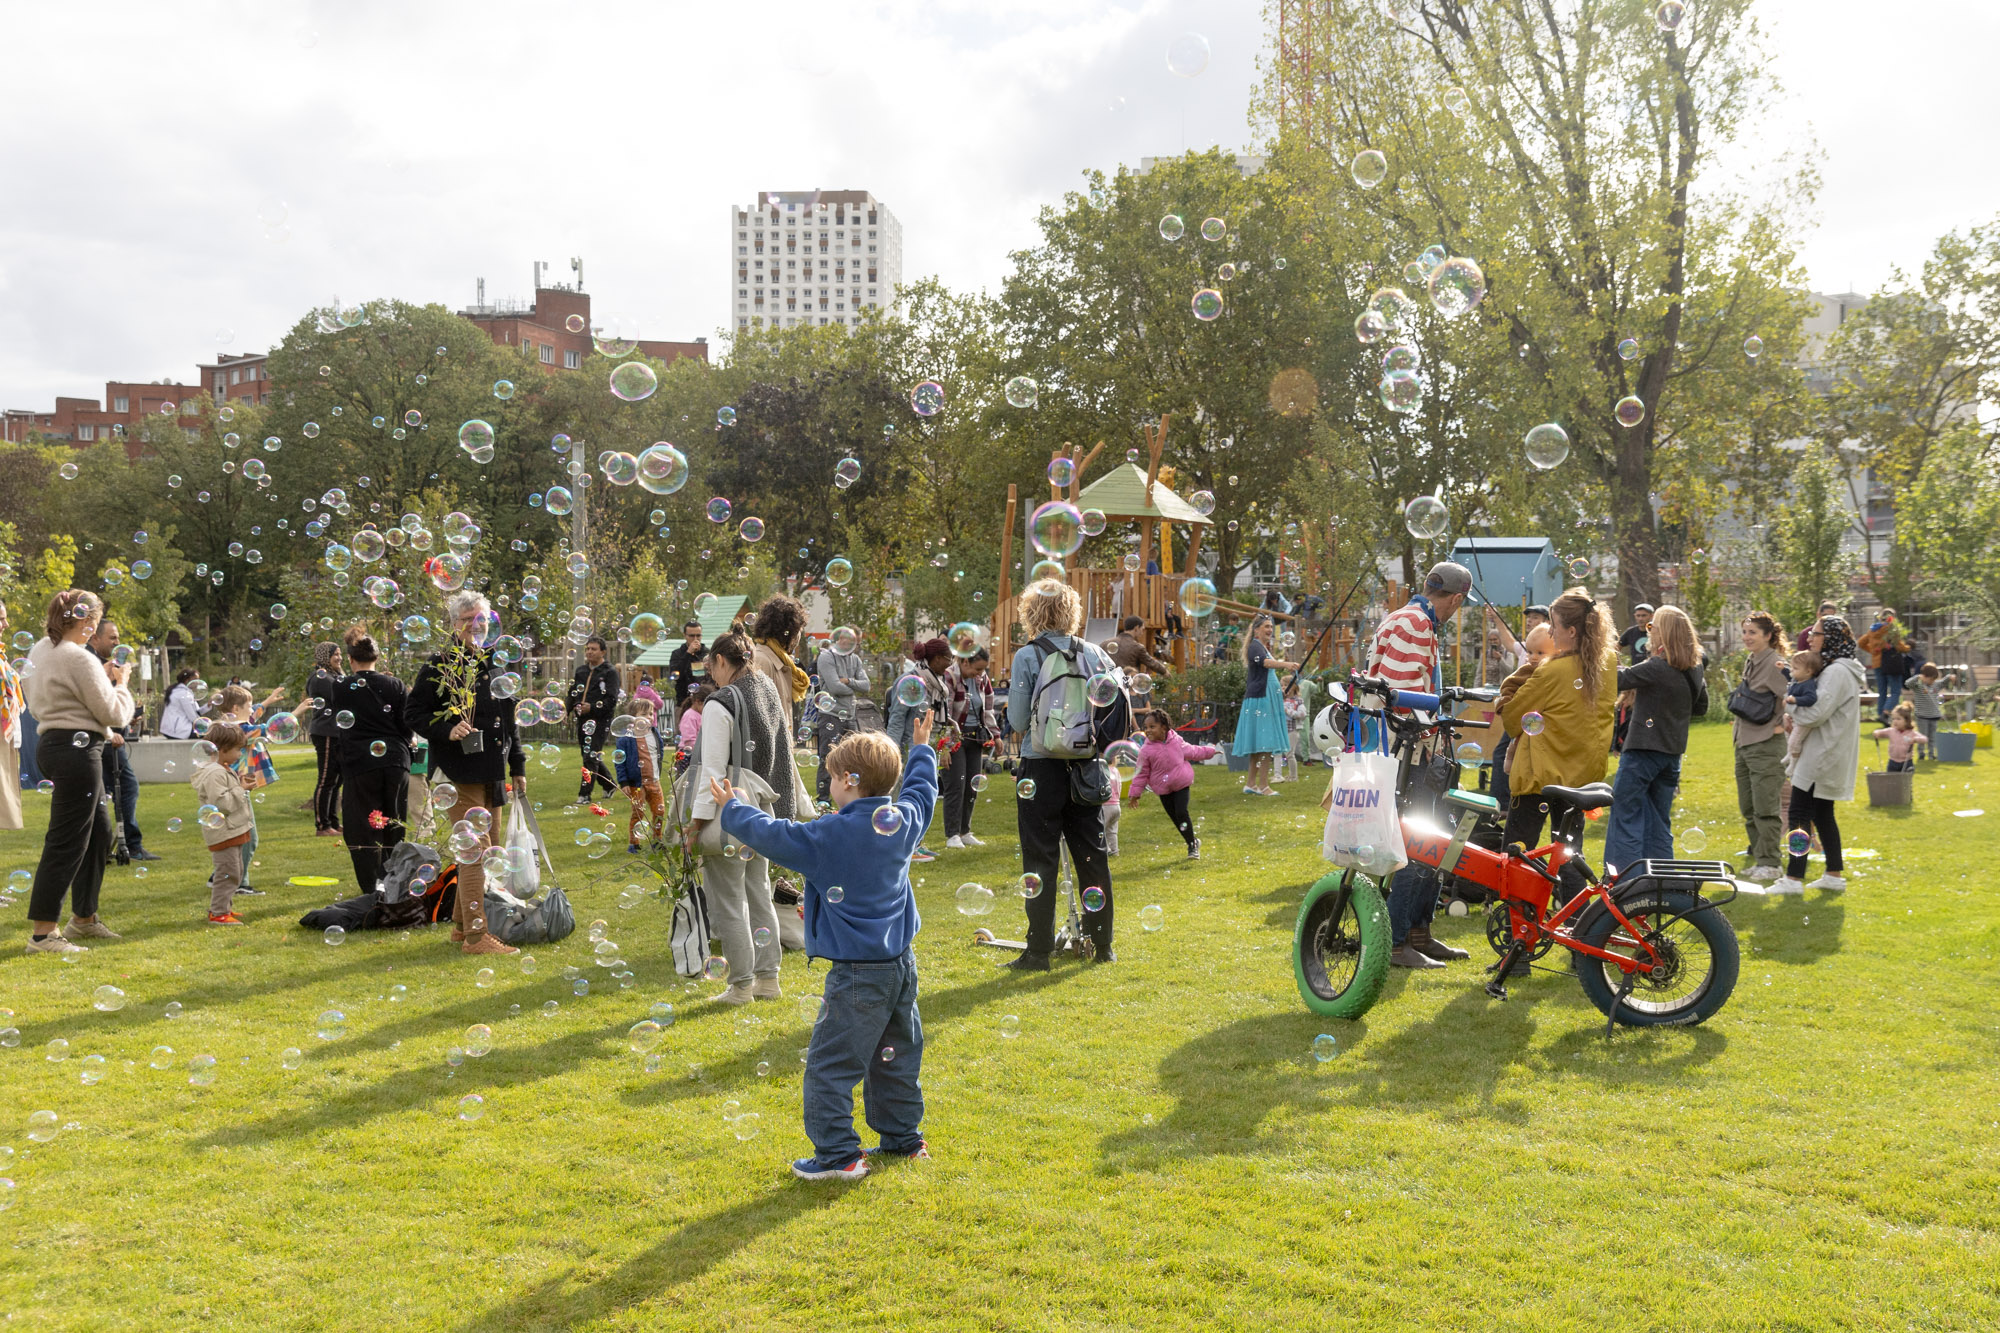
[631,595,747,664]
[1074,463,1214,525]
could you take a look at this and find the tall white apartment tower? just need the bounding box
[729,189,903,332]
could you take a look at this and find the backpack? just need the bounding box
[1027,634,1128,759]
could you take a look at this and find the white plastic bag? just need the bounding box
[1320,747,1406,875]
[502,800,542,898]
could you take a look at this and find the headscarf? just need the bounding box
[312,641,341,674]
[1815,615,1857,663]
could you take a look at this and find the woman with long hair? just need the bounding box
[1731,611,1790,880]
[333,625,412,893]
[305,640,346,836]
[672,631,801,1001]
[1004,578,1119,969]
[158,666,202,740]
[404,592,526,956]
[1499,588,1618,868]
[1603,605,1708,871]
[1232,615,1298,796]
[20,590,133,953]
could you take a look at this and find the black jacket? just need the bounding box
[332,670,412,773]
[306,667,344,738]
[568,662,620,724]
[1616,655,1709,757]
[405,645,525,785]
[667,643,707,704]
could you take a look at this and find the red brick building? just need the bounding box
[457,265,706,372]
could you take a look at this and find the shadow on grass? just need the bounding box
[620,965,1076,1110]
[1733,886,1847,965]
[444,1186,849,1333]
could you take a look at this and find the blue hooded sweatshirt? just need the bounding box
[718,744,936,962]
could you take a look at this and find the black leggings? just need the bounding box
[1502,790,1590,903]
[311,735,343,832]
[28,730,111,924]
[1014,757,1113,954]
[1156,787,1197,848]
[342,764,409,893]
[1786,785,1842,878]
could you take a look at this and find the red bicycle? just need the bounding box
[1293,675,1741,1030]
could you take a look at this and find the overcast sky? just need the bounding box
[1,0,1993,411]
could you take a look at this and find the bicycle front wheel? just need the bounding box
[1293,871,1392,1020]
[1571,888,1740,1027]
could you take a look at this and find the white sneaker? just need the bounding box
[26,934,87,955]
[713,981,754,1005]
[945,836,965,849]
[749,974,783,1000]
[1742,865,1781,883]
[1767,876,1806,895]
[1806,874,1847,892]
[960,833,984,847]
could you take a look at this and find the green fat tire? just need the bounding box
[1293,870,1392,1020]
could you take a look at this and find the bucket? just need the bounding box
[1962,720,1994,750]
[1223,744,1252,773]
[1935,730,1977,763]
[1866,770,1913,807]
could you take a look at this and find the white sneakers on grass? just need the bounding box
[1741,865,1781,883]
[1767,876,1806,895]
[945,836,964,849]
[1806,874,1846,892]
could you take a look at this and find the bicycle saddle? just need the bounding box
[1539,782,1614,811]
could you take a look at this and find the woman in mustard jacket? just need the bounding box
[1499,588,1618,859]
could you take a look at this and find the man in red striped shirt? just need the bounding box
[1367,561,1473,970]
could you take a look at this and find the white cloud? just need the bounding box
[0,0,1991,410]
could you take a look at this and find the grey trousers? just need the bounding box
[1734,734,1787,868]
[206,843,244,916]
[701,849,780,986]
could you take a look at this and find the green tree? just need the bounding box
[1770,447,1855,630]
[1893,425,2000,647]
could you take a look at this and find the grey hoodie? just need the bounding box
[813,646,871,720]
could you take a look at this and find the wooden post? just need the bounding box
[1069,441,1103,504]
[997,483,1018,665]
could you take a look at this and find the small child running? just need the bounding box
[191,723,256,924]
[616,696,668,851]
[1125,710,1218,859]
[1873,701,1928,773]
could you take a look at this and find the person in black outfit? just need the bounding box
[332,627,411,893]
[666,620,707,707]
[1612,602,1653,752]
[86,620,157,863]
[568,634,621,802]
[405,591,527,957]
[305,641,346,836]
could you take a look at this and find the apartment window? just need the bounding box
[182,400,199,415]
[787,260,796,270]
[836,303,845,311]
[819,318,828,326]
[564,349,582,369]
[737,303,747,312]
[737,246,747,255]
[113,396,129,412]
[868,211,877,223]
[184,427,199,441]
[868,229,877,237]
[540,344,556,364]
[868,245,878,253]
[786,298,796,311]
[754,259,763,269]
[737,231,746,239]
[230,369,241,385]
[78,424,95,441]
[739,318,749,328]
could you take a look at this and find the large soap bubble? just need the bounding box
[1351,149,1388,188]
[1524,423,1570,470]
[1029,501,1085,558]
[1405,495,1449,539]
[1179,577,1219,619]
[635,442,689,495]
[1428,258,1486,318]
[609,361,657,402]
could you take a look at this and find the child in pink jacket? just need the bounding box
[1125,710,1218,859]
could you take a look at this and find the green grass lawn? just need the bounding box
[1,725,1996,1331]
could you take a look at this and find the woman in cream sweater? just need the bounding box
[20,590,134,953]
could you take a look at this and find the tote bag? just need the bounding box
[1320,747,1406,873]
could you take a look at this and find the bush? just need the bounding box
[1157,662,1248,730]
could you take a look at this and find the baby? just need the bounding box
[1783,651,1822,777]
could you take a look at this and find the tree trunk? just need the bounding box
[1613,439,1661,618]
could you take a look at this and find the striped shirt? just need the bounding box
[1367,600,1440,695]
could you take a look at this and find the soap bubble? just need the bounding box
[26,1110,59,1141]
[1354,311,1388,344]
[323,925,346,947]
[1568,556,1592,579]
[628,1020,664,1053]
[1744,335,1764,360]
[827,885,846,904]
[1655,0,1686,31]
[1191,289,1223,321]
[463,1024,493,1058]
[703,956,729,981]
[1525,423,1571,470]
[1166,31,1210,77]
[636,442,689,494]
[1179,577,1219,618]
[871,806,904,836]
[91,985,125,1012]
[1521,711,1546,737]
[491,379,515,401]
[955,883,994,916]
[1682,827,1708,853]
[1019,872,1043,899]
[543,486,574,517]
[910,381,945,417]
[1313,1034,1339,1062]
[733,1112,762,1141]
[831,625,860,654]
[315,1009,346,1041]
[1787,829,1810,857]
[280,1047,303,1070]
[1017,778,1038,800]
[1029,501,1085,557]
[1139,904,1165,932]
[1081,886,1106,912]
[1428,258,1486,317]
[893,674,929,709]
[1351,149,1388,188]
[1618,338,1641,361]
[1189,489,1217,517]
[458,419,494,452]
[45,1038,68,1061]
[1615,396,1647,428]
[1200,217,1226,242]
[609,361,658,401]
[1004,376,1039,409]
[1159,214,1185,242]
[1378,371,1424,414]
[833,456,862,488]
[738,517,765,543]
[1405,495,1448,540]
[1086,673,1121,707]
[824,557,854,588]
[948,622,987,657]
[457,1094,486,1122]
[188,1056,218,1086]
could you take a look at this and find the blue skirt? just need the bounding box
[1232,676,1291,756]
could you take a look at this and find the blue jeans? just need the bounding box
[1386,863,1438,948]
[803,951,925,1165]
[1874,670,1902,720]
[1604,749,1680,875]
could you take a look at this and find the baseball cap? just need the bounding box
[1634,602,1656,614]
[1424,562,1472,597]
